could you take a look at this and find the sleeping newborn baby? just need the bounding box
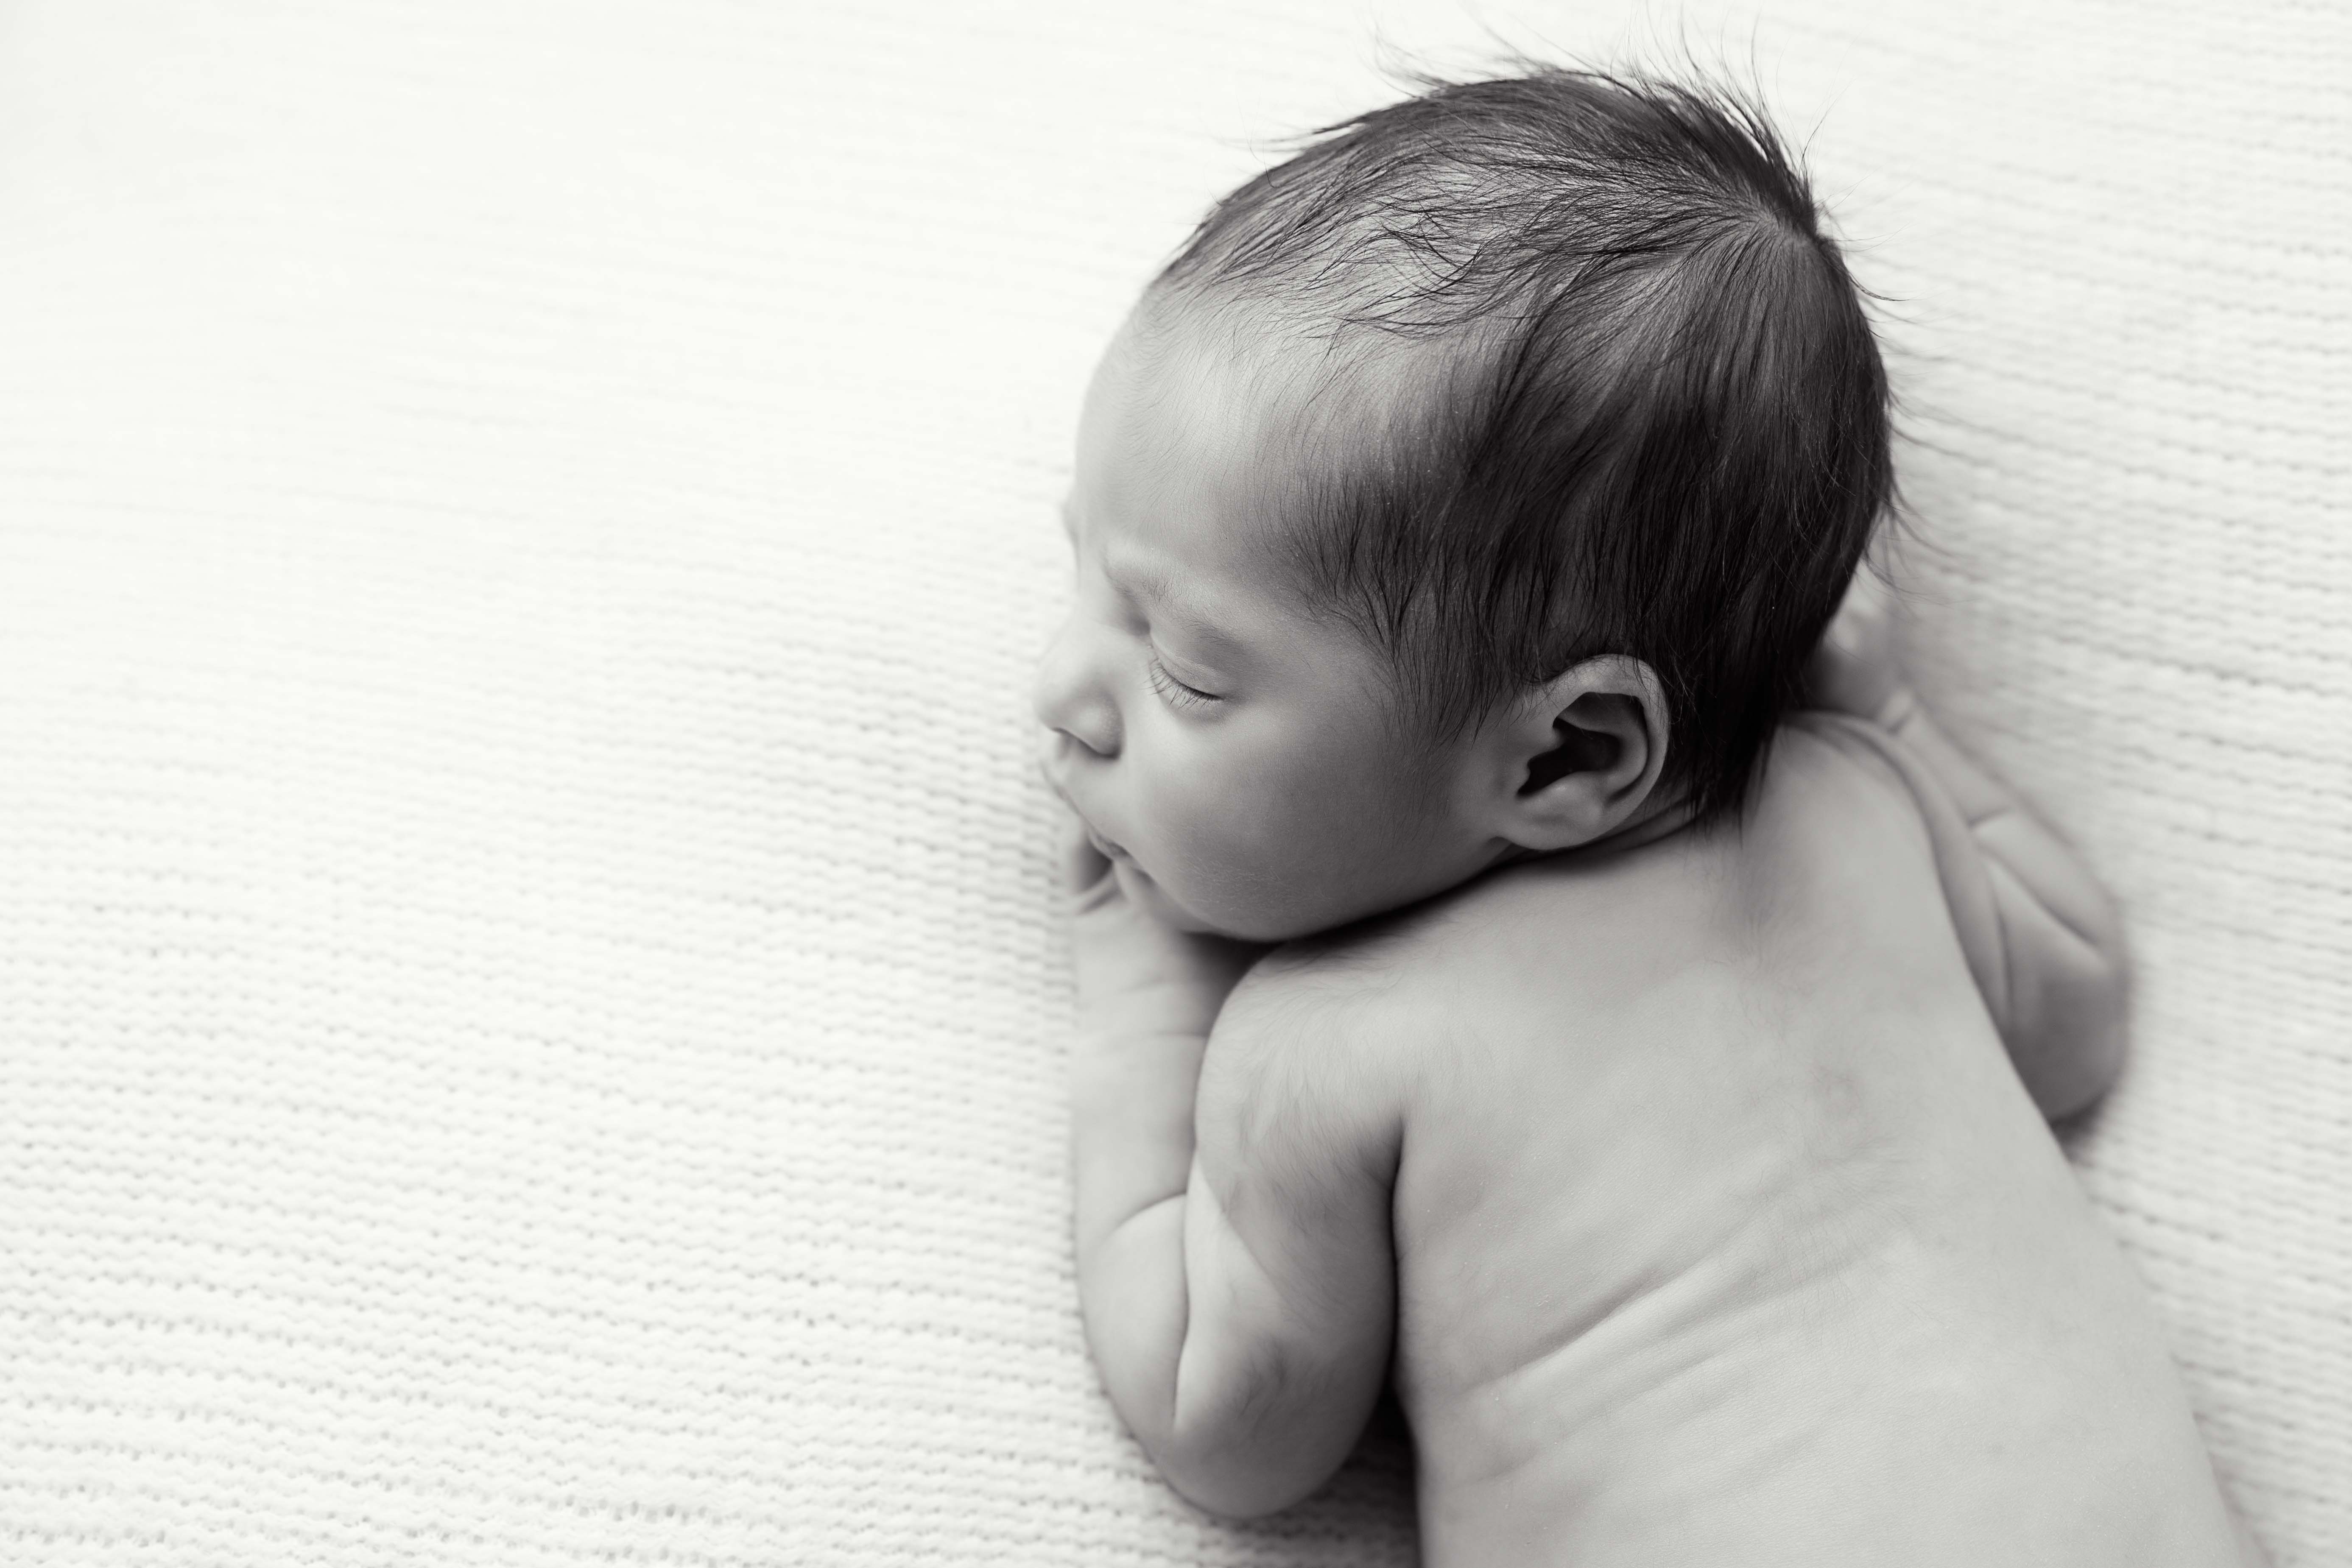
[1036,69,2258,1566]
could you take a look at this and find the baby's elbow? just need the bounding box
[2031,1005,2128,1123]
[2014,941,2132,1123]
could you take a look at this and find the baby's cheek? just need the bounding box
[1131,794,1287,937]
[1132,721,1362,937]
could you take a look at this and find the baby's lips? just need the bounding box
[1067,830,1110,892]
[1034,742,1133,889]
[1051,804,1116,894]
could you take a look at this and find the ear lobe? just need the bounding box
[1492,657,1670,852]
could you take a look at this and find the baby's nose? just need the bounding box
[1031,623,1120,759]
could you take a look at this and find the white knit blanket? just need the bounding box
[1,3,2344,1562]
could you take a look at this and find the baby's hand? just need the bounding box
[1062,815,1264,1042]
[1805,561,1912,725]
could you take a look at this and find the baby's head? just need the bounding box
[1036,68,1891,942]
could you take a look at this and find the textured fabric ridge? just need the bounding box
[0,2,2344,1563]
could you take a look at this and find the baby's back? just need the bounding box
[1274,717,2248,1566]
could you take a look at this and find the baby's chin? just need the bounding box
[1115,856,1358,945]
[1115,859,1235,936]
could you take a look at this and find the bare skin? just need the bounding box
[1044,310,2259,1564]
[1067,710,2253,1566]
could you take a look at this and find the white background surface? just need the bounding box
[0,2,2345,1562]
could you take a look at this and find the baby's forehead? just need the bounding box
[1066,306,1396,636]
[1095,296,1431,524]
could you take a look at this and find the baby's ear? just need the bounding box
[1482,656,1669,853]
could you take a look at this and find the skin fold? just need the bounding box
[1039,308,2260,1566]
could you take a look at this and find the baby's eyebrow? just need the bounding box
[1106,554,1250,669]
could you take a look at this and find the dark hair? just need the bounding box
[1154,67,1892,825]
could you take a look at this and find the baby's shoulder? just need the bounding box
[1193,921,1435,1143]
[1206,894,1481,1086]
[1219,918,1422,1049]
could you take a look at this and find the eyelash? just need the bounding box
[1146,656,1220,711]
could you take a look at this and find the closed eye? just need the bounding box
[1146,656,1221,711]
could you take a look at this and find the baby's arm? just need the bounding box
[1064,829,1401,1517]
[1809,569,2130,1120]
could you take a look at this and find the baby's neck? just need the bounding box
[1582,793,1702,857]
[1484,791,1701,881]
